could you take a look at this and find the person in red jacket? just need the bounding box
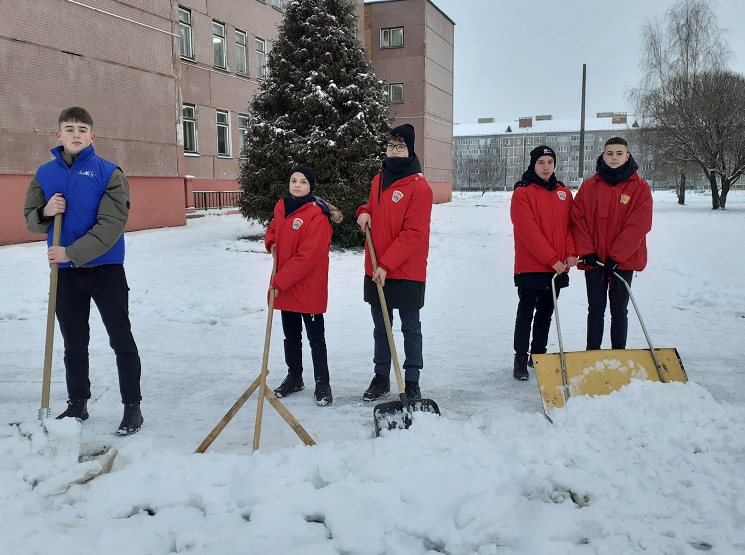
[570,137,653,351]
[356,124,433,401]
[265,166,342,406]
[511,146,578,380]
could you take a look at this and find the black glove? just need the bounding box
[582,253,600,267]
[602,256,618,282]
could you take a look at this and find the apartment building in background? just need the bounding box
[0,0,454,245]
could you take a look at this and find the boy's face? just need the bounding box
[56,120,95,156]
[289,171,311,198]
[386,137,409,158]
[534,155,555,181]
[603,144,630,169]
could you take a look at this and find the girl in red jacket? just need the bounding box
[511,146,577,380]
[265,166,342,406]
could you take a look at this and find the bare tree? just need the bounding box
[631,0,744,208]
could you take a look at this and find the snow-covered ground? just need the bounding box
[1,190,744,554]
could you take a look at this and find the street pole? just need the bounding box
[578,63,587,185]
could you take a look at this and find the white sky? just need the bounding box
[430,0,745,124]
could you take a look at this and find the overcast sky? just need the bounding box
[429,0,745,125]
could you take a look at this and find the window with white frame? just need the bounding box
[178,7,194,59]
[238,114,249,155]
[216,110,230,156]
[381,27,404,48]
[235,30,247,75]
[585,144,595,151]
[383,83,403,103]
[182,104,197,153]
[255,38,267,79]
[272,0,282,8]
[213,21,227,69]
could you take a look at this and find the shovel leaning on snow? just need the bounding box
[364,226,440,437]
[532,262,687,419]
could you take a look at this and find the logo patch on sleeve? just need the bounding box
[620,194,631,205]
[392,190,404,203]
[292,217,304,229]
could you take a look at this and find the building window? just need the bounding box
[216,110,230,156]
[381,27,404,48]
[238,114,249,155]
[383,83,404,103]
[585,145,595,151]
[255,38,267,79]
[182,104,197,153]
[546,135,557,142]
[178,7,194,59]
[213,21,227,69]
[272,0,282,8]
[235,30,247,75]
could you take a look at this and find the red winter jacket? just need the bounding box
[570,172,652,271]
[265,200,332,314]
[356,172,433,281]
[511,182,576,274]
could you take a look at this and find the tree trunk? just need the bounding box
[678,169,685,205]
[719,178,731,208]
[708,173,720,209]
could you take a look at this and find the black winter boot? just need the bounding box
[404,381,421,400]
[363,374,390,401]
[56,398,89,421]
[314,380,333,406]
[513,354,529,381]
[117,403,143,435]
[274,373,304,398]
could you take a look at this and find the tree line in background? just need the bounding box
[631,0,745,209]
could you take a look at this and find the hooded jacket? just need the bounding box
[265,198,333,314]
[571,155,652,271]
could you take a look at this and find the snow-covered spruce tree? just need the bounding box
[238,0,390,246]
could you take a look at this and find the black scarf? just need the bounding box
[381,154,422,191]
[283,191,315,218]
[596,154,639,186]
[514,167,559,191]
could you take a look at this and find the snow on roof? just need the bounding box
[454,117,637,137]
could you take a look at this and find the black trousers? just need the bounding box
[371,306,423,382]
[280,311,329,383]
[55,265,141,405]
[513,287,559,356]
[584,268,634,350]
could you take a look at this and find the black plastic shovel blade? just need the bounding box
[373,398,441,437]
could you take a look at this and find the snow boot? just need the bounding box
[363,374,390,401]
[513,354,529,381]
[274,373,304,398]
[117,403,143,435]
[404,380,421,400]
[56,398,89,421]
[314,380,333,407]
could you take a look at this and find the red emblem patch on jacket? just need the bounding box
[392,190,404,203]
[292,217,304,229]
[620,194,631,205]
[557,191,567,201]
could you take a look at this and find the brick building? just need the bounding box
[0,0,453,245]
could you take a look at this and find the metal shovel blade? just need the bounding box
[373,398,441,437]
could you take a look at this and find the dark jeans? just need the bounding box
[371,305,422,382]
[55,265,141,405]
[584,268,634,350]
[280,311,329,383]
[513,287,558,356]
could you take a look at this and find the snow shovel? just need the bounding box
[364,227,440,437]
[253,257,277,453]
[532,265,687,417]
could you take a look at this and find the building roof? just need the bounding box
[454,117,638,137]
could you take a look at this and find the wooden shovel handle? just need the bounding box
[253,256,277,452]
[40,213,62,419]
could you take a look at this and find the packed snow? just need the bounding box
[1,191,744,554]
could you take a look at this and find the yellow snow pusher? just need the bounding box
[532,265,687,419]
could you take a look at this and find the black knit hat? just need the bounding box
[529,145,557,168]
[388,124,415,155]
[289,165,316,192]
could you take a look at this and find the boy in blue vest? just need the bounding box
[23,107,143,435]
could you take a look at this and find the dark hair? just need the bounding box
[604,136,628,148]
[58,107,93,128]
